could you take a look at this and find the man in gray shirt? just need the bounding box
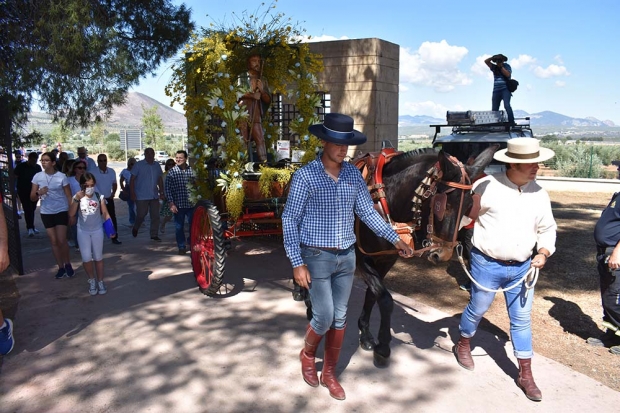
[130,148,164,241]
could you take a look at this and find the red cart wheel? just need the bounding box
[190,200,226,296]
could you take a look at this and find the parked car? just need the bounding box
[135,153,145,161]
[155,151,169,165]
[64,150,75,159]
[431,110,534,175]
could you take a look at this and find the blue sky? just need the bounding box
[133,0,620,124]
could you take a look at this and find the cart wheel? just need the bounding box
[191,200,226,296]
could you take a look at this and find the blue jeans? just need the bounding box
[492,88,514,125]
[174,207,194,249]
[126,199,136,224]
[459,248,534,359]
[302,245,356,335]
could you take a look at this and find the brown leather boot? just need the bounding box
[517,358,542,401]
[300,324,323,387]
[320,327,346,400]
[454,335,475,371]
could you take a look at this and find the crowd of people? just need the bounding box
[8,146,196,296]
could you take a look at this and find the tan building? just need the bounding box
[309,38,400,156]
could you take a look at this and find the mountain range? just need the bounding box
[29,92,617,134]
[398,110,617,128]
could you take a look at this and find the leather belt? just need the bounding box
[301,244,354,254]
[473,247,524,266]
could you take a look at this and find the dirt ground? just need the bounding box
[385,190,620,392]
[1,191,619,391]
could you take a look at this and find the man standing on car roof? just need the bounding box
[484,53,515,126]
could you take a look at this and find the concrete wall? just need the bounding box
[308,38,400,156]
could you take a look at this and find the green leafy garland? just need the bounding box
[166,2,323,219]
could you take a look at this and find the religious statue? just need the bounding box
[238,54,271,162]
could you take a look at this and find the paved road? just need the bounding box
[0,198,618,412]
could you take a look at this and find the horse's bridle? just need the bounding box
[408,155,474,257]
[356,155,475,257]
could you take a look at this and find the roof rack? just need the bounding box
[430,110,531,143]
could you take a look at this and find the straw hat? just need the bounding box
[493,138,555,163]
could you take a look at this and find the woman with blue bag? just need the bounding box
[68,172,112,296]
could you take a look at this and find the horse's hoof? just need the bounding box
[373,351,390,368]
[359,339,375,351]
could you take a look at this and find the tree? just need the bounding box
[90,121,105,155]
[141,105,165,149]
[0,0,194,134]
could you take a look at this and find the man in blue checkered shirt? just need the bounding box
[165,150,196,255]
[282,113,413,401]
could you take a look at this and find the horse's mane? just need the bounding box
[384,147,438,174]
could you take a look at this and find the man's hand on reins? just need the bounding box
[395,239,415,258]
[293,265,311,290]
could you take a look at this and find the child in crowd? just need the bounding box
[69,172,110,295]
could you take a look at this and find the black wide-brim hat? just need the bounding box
[308,113,367,145]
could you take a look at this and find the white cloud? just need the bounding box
[471,55,493,78]
[400,40,472,92]
[401,100,451,118]
[554,55,564,65]
[510,54,537,70]
[400,84,409,92]
[555,80,566,87]
[533,64,570,78]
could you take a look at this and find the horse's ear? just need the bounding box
[437,150,460,180]
[465,144,499,180]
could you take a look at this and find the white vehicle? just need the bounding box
[155,151,169,165]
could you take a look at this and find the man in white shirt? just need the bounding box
[453,138,557,402]
[130,148,164,241]
[92,154,121,245]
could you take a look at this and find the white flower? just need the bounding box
[295,62,301,67]
[194,126,199,130]
[233,172,239,178]
[221,121,227,127]
[217,136,226,145]
[196,142,201,147]
[221,54,228,60]
[235,183,242,189]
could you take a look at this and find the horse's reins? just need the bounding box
[357,156,473,257]
[455,243,539,296]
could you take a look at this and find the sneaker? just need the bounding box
[111,237,122,245]
[178,247,187,255]
[55,267,67,279]
[65,263,75,278]
[68,240,76,247]
[151,236,162,242]
[132,227,138,237]
[28,229,34,237]
[0,319,15,355]
[160,224,166,234]
[88,278,97,295]
[97,281,107,295]
[33,228,40,234]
